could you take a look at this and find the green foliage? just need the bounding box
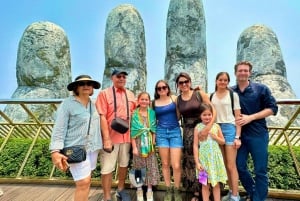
[246,145,300,190]
[0,139,300,190]
[22,139,53,177]
[0,138,31,177]
[268,146,300,190]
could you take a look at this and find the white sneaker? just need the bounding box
[137,189,144,201]
[146,191,153,201]
[0,188,3,197]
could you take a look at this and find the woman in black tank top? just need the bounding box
[176,72,216,201]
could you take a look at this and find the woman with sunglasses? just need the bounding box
[50,75,102,201]
[175,72,216,201]
[152,80,183,201]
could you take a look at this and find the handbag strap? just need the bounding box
[87,101,92,135]
[112,86,129,120]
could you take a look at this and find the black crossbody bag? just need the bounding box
[61,102,92,163]
[110,87,129,134]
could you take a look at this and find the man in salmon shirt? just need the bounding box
[96,69,136,201]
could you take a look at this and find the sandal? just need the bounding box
[191,193,200,201]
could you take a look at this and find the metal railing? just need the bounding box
[0,98,299,179]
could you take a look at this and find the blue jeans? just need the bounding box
[236,132,269,201]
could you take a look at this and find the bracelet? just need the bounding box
[234,136,241,140]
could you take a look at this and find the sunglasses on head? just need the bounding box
[156,86,168,91]
[78,81,93,87]
[178,80,190,85]
[116,74,126,79]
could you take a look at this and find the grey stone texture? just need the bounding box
[165,0,207,93]
[102,4,147,95]
[236,24,298,126]
[4,21,71,122]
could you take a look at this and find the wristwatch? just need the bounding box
[235,136,241,140]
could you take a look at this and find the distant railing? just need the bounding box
[0,98,299,178]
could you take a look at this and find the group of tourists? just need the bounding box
[49,61,278,201]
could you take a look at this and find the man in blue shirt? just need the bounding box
[232,61,278,201]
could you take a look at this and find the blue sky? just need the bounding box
[0,0,299,99]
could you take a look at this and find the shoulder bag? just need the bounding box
[110,87,129,134]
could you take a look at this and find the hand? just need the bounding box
[234,138,241,149]
[103,138,113,152]
[196,163,203,171]
[198,129,208,141]
[61,159,69,172]
[236,114,254,126]
[132,147,139,156]
[194,86,202,91]
[51,152,68,172]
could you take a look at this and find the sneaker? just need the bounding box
[137,189,144,201]
[222,191,231,201]
[0,188,3,197]
[116,189,131,201]
[146,191,153,201]
[229,195,240,201]
[174,187,182,201]
[164,187,172,201]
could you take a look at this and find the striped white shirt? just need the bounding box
[49,96,102,152]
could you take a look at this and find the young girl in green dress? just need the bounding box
[131,92,160,201]
[193,103,227,201]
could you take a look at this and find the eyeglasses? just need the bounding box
[78,81,93,86]
[116,75,126,79]
[156,86,168,91]
[178,80,190,85]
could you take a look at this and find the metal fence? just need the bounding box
[0,98,299,179]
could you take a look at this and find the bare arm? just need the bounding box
[131,138,139,156]
[234,109,242,148]
[152,133,156,145]
[193,126,202,171]
[173,95,181,120]
[199,91,216,138]
[100,114,113,151]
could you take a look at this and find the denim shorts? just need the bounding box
[156,126,183,148]
[219,123,236,145]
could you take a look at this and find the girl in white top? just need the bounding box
[210,72,242,201]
